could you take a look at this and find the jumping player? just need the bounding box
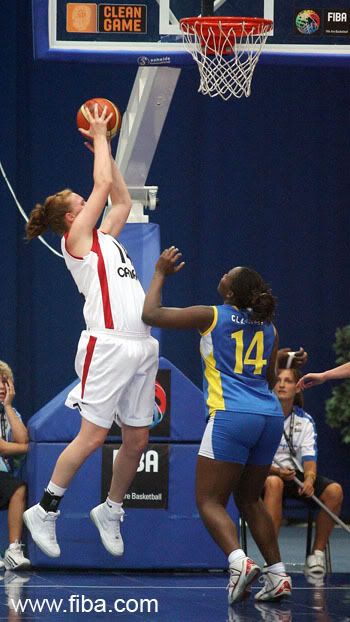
[23,104,158,558]
[142,247,292,604]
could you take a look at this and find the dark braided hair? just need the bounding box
[230,267,276,323]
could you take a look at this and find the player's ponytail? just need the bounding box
[230,267,276,323]
[250,290,276,323]
[26,189,72,239]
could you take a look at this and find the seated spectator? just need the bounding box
[263,367,343,576]
[0,361,30,570]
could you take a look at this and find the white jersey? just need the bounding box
[61,228,150,336]
[272,406,318,470]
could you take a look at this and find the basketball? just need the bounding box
[76,97,122,140]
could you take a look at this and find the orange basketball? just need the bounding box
[76,98,122,140]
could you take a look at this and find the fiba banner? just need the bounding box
[101,443,169,509]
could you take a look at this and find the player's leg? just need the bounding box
[90,424,149,556]
[262,475,285,536]
[235,464,282,565]
[197,412,262,604]
[196,455,260,604]
[196,455,243,553]
[236,416,292,602]
[90,336,159,556]
[24,419,108,557]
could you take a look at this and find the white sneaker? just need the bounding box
[4,570,30,611]
[23,504,60,557]
[255,569,292,601]
[4,541,31,570]
[305,550,326,576]
[90,502,124,556]
[227,556,260,604]
[255,601,292,622]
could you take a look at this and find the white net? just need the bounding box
[180,18,273,101]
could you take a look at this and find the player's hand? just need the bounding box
[155,247,185,277]
[277,347,308,369]
[298,479,314,497]
[279,467,296,481]
[3,377,15,406]
[297,372,327,390]
[78,104,113,140]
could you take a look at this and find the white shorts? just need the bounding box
[65,330,159,429]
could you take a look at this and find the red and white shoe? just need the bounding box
[255,569,292,601]
[227,556,260,604]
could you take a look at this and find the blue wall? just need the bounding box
[1,2,350,514]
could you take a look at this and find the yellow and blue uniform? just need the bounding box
[199,305,283,465]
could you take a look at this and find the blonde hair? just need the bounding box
[0,360,14,382]
[26,189,73,239]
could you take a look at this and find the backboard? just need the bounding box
[33,1,350,64]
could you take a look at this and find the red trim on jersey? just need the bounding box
[63,232,84,260]
[91,229,114,329]
[81,335,97,399]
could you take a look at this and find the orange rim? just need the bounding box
[180,16,273,38]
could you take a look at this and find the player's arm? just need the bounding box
[99,150,132,238]
[67,105,113,256]
[298,361,350,390]
[142,247,214,332]
[266,327,279,389]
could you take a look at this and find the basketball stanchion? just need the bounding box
[274,458,350,535]
[180,16,273,100]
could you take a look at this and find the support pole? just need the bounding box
[201,1,214,16]
[274,459,350,535]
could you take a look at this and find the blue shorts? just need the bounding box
[198,410,284,465]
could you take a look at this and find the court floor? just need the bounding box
[0,569,349,621]
[1,524,349,621]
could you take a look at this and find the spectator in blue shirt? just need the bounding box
[0,361,31,570]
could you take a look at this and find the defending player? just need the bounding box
[142,247,292,604]
[23,104,158,558]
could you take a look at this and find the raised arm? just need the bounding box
[142,247,214,332]
[298,361,350,390]
[100,148,132,238]
[66,104,113,256]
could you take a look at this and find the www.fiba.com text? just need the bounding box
[10,594,159,614]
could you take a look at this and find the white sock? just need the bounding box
[46,480,67,497]
[313,549,325,556]
[9,541,19,550]
[106,497,123,512]
[228,549,246,565]
[266,562,286,574]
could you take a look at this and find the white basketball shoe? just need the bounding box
[90,502,124,556]
[255,568,292,601]
[227,556,260,604]
[23,504,60,557]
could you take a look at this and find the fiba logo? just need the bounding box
[150,381,167,429]
[295,10,321,34]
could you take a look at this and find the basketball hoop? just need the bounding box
[180,17,273,100]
